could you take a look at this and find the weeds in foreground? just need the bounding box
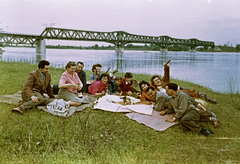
[227,76,240,110]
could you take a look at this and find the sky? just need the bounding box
[0,0,240,46]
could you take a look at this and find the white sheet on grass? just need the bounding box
[93,95,153,115]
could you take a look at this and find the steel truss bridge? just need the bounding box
[0,27,215,49]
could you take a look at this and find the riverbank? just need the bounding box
[0,61,239,163]
[3,44,240,52]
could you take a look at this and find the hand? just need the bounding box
[127,91,132,95]
[101,91,106,95]
[72,84,78,89]
[165,118,175,123]
[31,96,39,103]
[115,92,121,96]
[77,85,82,90]
[159,111,166,116]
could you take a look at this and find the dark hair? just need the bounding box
[139,80,150,91]
[100,73,109,81]
[65,61,76,69]
[151,75,161,85]
[145,86,155,92]
[166,83,178,91]
[92,64,102,72]
[77,61,84,67]
[125,72,133,78]
[38,60,50,69]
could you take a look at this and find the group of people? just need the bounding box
[12,59,219,137]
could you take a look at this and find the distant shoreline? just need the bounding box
[2,44,240,52]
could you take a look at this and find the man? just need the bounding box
[159,83,213,137]
[12,60,55,114]
[146,86,171,111]
[76,61,87,94]
[90,64,102,84]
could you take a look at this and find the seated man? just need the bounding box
[90,63,102,84]
[109,75,123,95]
[12,60,55,114]
[160,83,213,137]
[76,61,87,94]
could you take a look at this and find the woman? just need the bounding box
[150,60,170,92]
[88,73,109,95]
[58,61,88,106]
[139,80,154,102]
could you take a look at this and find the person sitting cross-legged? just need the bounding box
[58,61,89,106]
[12,60,55,114]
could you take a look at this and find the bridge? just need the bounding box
[0,27,215,53]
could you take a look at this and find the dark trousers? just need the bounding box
[180,109,201,133]
[20,91,53,110]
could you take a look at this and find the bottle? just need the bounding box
[105,88,109,95]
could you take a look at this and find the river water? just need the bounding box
[1,47,239,93]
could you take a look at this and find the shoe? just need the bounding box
[200,125,212,137]
[12,107,23,114]
[213,118,220,127]
[16,100,24,107]
[206,96,218,104]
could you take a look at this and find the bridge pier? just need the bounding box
[36,39,46,63]
[115,46,124,53]
[189,47,196,52]
[160,48,167,53]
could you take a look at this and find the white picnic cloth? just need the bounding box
[93,95,153,115]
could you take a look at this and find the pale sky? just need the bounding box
[1,0,240,46]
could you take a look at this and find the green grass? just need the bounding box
[0,61,240,163]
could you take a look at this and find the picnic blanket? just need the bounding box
[0,92,97,117]
[126,110,178,131]
[93,95,153,115]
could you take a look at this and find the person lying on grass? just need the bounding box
[160,83,214,137]
[88,73,109,96]
[120,72,140,97]
[150,60,217,103]
[145,85,219,127]
[109,75,123,96]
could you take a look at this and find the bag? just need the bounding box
[46,99,70,113]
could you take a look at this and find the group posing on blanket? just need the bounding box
[12,60,219,137]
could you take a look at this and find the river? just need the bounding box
[1,47,239,93]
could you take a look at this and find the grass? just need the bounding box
[0,61,240,163]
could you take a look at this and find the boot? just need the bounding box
[200,125,212,137]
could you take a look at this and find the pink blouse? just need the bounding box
[88,81,109,95]
[59,71,81,93]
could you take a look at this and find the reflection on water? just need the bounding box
[1,47,239,93]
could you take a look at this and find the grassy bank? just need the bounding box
[0,61,240,163]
